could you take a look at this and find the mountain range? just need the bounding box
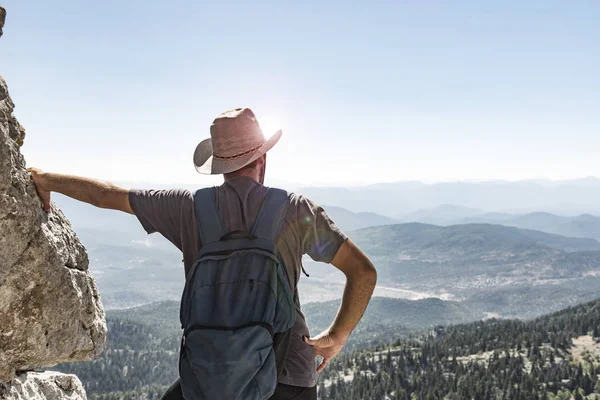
[48,180,600,398]
[52,189,600,319]
[398,204,600,240]
[306,222,600,319]
[298,178,600,217]
[320,205,398,231]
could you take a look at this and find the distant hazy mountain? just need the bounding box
[53,194,144,235]
[401,204,483,225]
[334,222,600,318]
[458,212,600,241]
[351,222,600,255]
[323,205,398,232]
[400,204,600,241]
[298,178,600,217]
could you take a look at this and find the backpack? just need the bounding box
[179,187,297,400]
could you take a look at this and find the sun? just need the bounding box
[257,115,284,135]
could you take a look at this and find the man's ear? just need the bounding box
[259,154,267,184]
[256,154,266,167]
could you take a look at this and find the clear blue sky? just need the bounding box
[1,1,598,186]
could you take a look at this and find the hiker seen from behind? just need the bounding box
[27,107,378,400]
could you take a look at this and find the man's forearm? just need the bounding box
[329,262,377,340]
[304,246,376,372]
[34,171,132,213]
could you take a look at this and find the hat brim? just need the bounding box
[193,129,282,175]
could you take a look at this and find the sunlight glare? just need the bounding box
[257,115,284,136]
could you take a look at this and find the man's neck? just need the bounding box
[223,170,261,183]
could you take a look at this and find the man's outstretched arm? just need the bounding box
[27,168,133,214]
[304,239,377,372]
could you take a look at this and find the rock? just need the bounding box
[0,75,107,382]
[0,371,86,400]
[0,7,5,38]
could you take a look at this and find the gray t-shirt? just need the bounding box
[129,176,347,387]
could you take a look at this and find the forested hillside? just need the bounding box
[55,297,479,398]
[319,298,600,399]
[56,298,600,399]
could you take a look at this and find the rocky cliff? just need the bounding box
[0,6,107,397]
[0,7,6,38]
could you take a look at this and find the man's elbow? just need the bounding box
[332,240,377,287]
[348,261,377,288]
[362,263,377,287]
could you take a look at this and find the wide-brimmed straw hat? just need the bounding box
[193,108,282,175]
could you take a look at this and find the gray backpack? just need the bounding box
[179,187,296,400]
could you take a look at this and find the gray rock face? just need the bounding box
[0,371,86,400]
[0,75,107,382]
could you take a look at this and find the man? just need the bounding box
[28,108,377,400]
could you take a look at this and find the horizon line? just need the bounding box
[108,175,600,188]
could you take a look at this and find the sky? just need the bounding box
[0,1,599,187]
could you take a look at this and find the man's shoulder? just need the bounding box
[262,187,313,208]
[270,190,325,224]
[285,191,317,208]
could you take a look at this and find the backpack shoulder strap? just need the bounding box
[251,188,290,242]
[193,188,225,244]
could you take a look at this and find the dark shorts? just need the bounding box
[160,379,317,400]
